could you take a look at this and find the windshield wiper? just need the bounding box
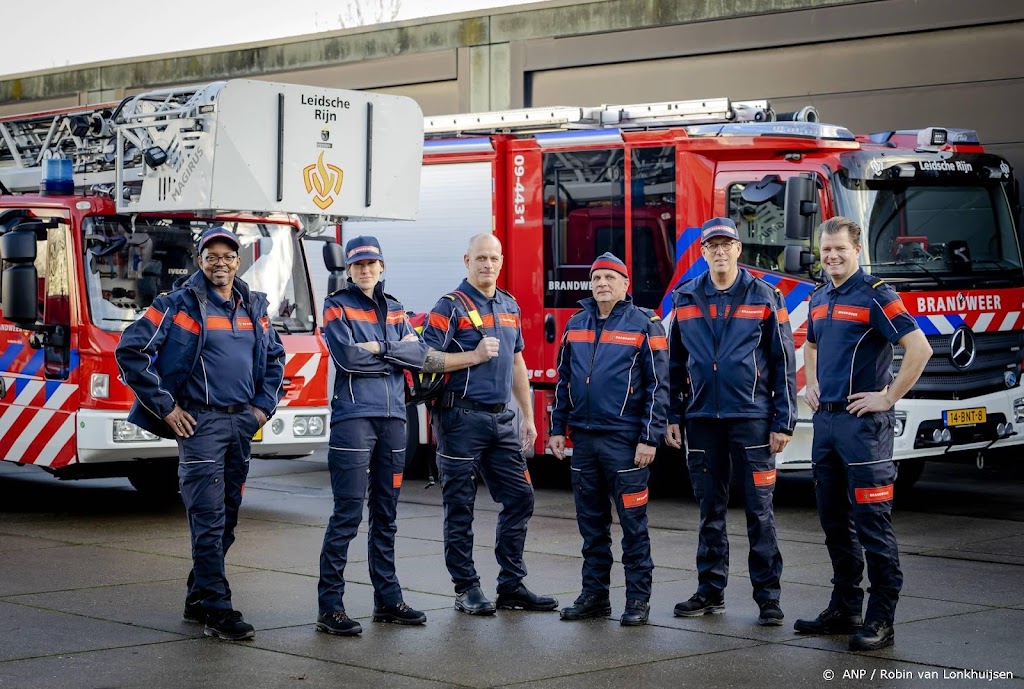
[100,317,137,322]
[861,260,954,288]
[271,317,293,334]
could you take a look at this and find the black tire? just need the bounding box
[128,463,180,499]
[895,458,925,491]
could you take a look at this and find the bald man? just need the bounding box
[421,234,557,616]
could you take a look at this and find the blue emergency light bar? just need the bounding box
[535,128,625,148]
[423,137,496,155]
[40,157,74,195]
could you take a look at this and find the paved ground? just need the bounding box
[0,455,1021,688]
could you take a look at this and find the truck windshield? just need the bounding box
[82,217,315,333]
[833,172,1022,280]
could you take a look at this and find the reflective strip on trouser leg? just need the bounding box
[178,410,250,611]
[841,410,901,623]
[479,409,534,594]
[365,417,407,608]
[685,420,730,597]
[569,432,614,598]
[433,407,481,592]
[607,437,653,602]
[318,419,372,613]
[735,419,782,604]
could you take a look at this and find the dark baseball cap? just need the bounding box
[197,227,241,253]
[700,217,740,243]
[345,235,384,265]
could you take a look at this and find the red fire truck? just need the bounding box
[0,79,424,494]
[339,98,1022,487]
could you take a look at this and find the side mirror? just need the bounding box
[1,227,40,325]
[323,242,345,272]
[784,175,819,240]
[783,245,815,274]
[323,242,346,295]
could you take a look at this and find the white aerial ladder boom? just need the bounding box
[423,98,814,137]
[0,80,425,225]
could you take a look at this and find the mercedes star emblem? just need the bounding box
[949,326,976,370]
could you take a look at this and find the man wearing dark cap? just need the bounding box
[117,226,285,640]
[317,234,504,635]
[422,233,557,616]
[549,252,669,626]
[665,217,796,627]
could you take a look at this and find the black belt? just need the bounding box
[818,402,851,413]
[185,403,249,414]
[441,394,506,414]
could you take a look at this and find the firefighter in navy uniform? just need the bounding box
[665,217,797,627]
[116,227,285,641]
[315,235,432,636]
[795,217,931,651]
[421,233,558,616]
[549,252,669,627]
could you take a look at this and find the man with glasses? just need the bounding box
[117,227,285,641]
[665,217,796,627]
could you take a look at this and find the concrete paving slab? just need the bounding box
[498,641,988,689]
[788,608,1024,679]
[781,554,1024,607]
[6,569,456,636]
[0,601,182,661]
[254,607,759,688]
[0,638,455,689]
[0,532,69,553]
[123,528,444,577]
[354,549,690,600]
[888,512,1024,551]
[0,544,226,597]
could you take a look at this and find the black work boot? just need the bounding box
[373,601,427,625]
[204,609,255,640]
[757,600,785,627]
[455,586,497,615]
[315,610,362,636]
[183,598,205,624]
[620,600,650,626]
[673,592,725,617]
[794,606,863,635]
[849,620,895,651]
[559,594,612,621]
[495,583,558,611]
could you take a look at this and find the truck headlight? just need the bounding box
[91,373,109,399]
[893,411,907,438]
[112,420,159,442]
[293,415,326,437]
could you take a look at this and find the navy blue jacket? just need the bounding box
[116,272,286,439]
[323,280,427,423]
[550,296,669,445]
[669,269,797,433]
[806,269,918,403]
[421,280,523,405]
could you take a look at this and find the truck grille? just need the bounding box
[894,330,1024,399]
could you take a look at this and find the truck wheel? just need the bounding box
[128,464,180,499]
[895,458,925,490]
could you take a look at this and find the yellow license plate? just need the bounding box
[253,428,263,442]
[943,407,986,427]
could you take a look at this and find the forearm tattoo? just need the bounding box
[423,349,446,373]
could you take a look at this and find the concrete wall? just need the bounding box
[2,0,1021,169]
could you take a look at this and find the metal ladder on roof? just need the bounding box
[0,83,224,194]
[423,98,776,137]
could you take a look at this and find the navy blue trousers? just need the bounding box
[570,430,653,602]
[178,408,258,611]
[318,417,407,613]
[685,418,783,605]
[433,407,534,594]
[812,409,902,623]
